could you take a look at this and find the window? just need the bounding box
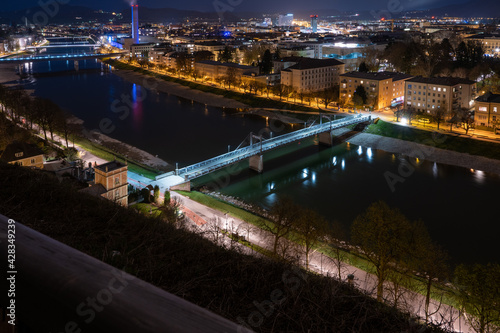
[438,88,442,92]
[479,106,487,112]
[494,107,498,112]
[31,159,35,164]
[15,152,23,158]
[115,177,120,185]
[443,88,447,92]
[115,190,120,199]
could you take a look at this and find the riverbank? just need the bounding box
[0,64,20,86]
[105,59,319,113]
[350,132,500,175]
[111,68,249,109]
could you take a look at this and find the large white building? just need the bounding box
[280,58,345,92]
[278,14,294,27]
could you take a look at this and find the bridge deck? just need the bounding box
[164,114,370,181]
[0,52,124,64]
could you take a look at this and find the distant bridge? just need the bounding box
[156,114,371,183]
[0,52,125,64]
[26,44,100,49]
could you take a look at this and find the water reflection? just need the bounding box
[432,162,438,178]
[131,84,143,130]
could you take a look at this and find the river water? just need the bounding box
[18,43,500,266]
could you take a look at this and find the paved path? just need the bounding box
[172,191,473,333]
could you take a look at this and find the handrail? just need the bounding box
[0,215,250,333]
[174,115,369,180]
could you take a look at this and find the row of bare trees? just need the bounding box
[0,84,73,147]
[254,198,499,332]
[352,201,499,333]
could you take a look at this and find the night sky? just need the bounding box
[4,0,471,13]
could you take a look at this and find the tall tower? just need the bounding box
[311,15,318,33]
[132,4,139,44]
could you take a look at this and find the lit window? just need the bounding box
[479,106,487,112]
[494,107,498,112]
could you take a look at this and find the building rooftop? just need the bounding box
[196,60,258,70]
[95,161,127,173]
[475,92,500,104]
[79,184,107,197]
[406,76,476,86]
[466,33,500,40]
[284,58,344,70]
[0,141,43,163]
[341,71,413,82]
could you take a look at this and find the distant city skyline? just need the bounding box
[3,0,472,13]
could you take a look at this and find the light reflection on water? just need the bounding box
[205,142,500,265]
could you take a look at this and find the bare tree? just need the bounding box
[351,201,412,302]
[295,209,328,270]
[455,263,500,333]
[432,102,447,130]
[260,197,299,257]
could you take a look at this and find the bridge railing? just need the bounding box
[177,115,370,180]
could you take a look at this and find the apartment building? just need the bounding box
[404,77,477,114]
[280,58,345,92]
[475,92,500,128]
[130,43,156,58]
[466,33,500,57]
[340,71,413,109]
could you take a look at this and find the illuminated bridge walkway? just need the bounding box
[157,114,371,183]
[0,52,124,64]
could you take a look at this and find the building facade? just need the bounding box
[94,161,128,206]
[475,92,500,128]
[404,77,477,114]
[130,43,156,58]
[0,142,44,169]
[195,61,259,81]
[466,33,500,57]
[340,71,413,109]
[280,58,345,92]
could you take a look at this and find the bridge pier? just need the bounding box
[318,131,334,146]
[74,60,79,71]
[249,154,264,173]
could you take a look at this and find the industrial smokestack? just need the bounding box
[131,5,139,44]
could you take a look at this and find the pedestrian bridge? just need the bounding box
[156,114,371,183]
[0,52,125,64]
